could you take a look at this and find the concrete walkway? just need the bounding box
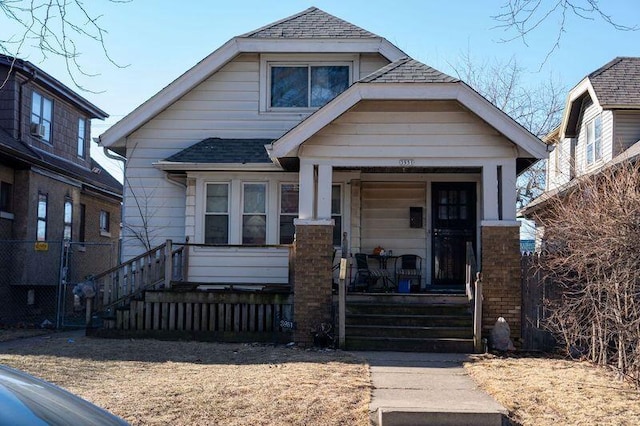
[357,352,508,426]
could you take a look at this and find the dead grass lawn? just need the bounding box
[0,335,370,425]
[465,354,640,426]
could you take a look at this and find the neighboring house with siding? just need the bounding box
[0,55,122,325]
[99,8,546,344]
[522,57,640,226]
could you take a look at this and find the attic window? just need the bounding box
[269,64,350,109]
[586,114,602,165]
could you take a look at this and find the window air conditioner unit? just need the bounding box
[30,123,46,138]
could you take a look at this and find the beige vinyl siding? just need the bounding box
[612,110,640,156]
[359,53,390,79]
[187,246,290,284]
[574,98,612,176]
[547,138,572,190]
[303,101,514,160]
[360,181,426,284]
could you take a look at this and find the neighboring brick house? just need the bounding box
[99,8,547,345]
[0,55,122,324]
[522,57,640,231]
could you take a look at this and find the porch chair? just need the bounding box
[352,253,391,292]
[395,254,422,293]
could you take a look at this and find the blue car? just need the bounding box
[0,365,128,425]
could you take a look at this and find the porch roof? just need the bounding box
[155,137,281,172]
[267,57,547,163]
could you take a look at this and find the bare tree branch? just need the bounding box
[492,0,638,66]
[449,52,565,207]
[0,0,130,92]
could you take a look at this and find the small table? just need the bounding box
[367,254,396,291]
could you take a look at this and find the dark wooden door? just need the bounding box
[431,182,476,289]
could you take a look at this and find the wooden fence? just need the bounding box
[521,253,558,351]
[97,289,293,343]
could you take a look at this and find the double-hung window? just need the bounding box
[0,182,12,214]
[242,183,266,244]
[63,199,72,240]
[77,118,86,158]
[37,193,47,241]
[586,115,602,165]
[205,183,229,244]
[279,184,299,244]
[270,64,350,109]
[31,91,52,142]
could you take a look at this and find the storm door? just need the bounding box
[431,182,476,289]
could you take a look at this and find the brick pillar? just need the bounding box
[481,224,521,345]
[292,221,333,345]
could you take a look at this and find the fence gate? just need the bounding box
[0,240,115,329]
[521,254,556,351]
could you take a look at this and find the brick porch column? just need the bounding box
[481,223,521,345]
[292,219,334,345]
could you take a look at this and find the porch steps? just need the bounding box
[344,294,474,352]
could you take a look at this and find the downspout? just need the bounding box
[17,66,38,141]
[101,143,127,265]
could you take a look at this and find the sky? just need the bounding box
[4,0,640,195]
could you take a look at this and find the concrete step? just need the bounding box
[347,325,473,339]
[374,408,505,426]
[346,314,472,328]
[346,303,471,316]
[345,337,474,352]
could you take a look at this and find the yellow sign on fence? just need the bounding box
[34,242,49,251]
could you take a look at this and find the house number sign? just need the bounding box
[399,159,414,166]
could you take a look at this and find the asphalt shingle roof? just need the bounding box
[588,57,640,107]
[240,7,378,39]
[165,138,274,164]
[0,128,122,195]
[360,57,459,84]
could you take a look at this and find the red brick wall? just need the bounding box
[481,225,521,345]
[292,224,333,345]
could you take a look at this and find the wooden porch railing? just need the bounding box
[91,239,187,315]
[466,241,483,353]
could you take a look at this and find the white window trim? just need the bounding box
[585,114,602,166]
[241,182,268,245]
[99,210,111,237]
[204,182,231,244]
[63,199,73,241]
[259,54,359,113]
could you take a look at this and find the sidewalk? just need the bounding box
[357,351,508,426]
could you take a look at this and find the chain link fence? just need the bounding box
[0,240,115,329]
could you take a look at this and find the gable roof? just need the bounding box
[268,57,547,161]
[98,8,406,150]
[360,57,459,83]
[561,57,640,138]
[240,7,378,39]
[588,57,640,108]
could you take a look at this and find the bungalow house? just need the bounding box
[99,8,546,346]
[522,57,640,230]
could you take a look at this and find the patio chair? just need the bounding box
[395,254,422,293]
[352,253,391,292]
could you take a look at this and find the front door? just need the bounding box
[431,182,476,289]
